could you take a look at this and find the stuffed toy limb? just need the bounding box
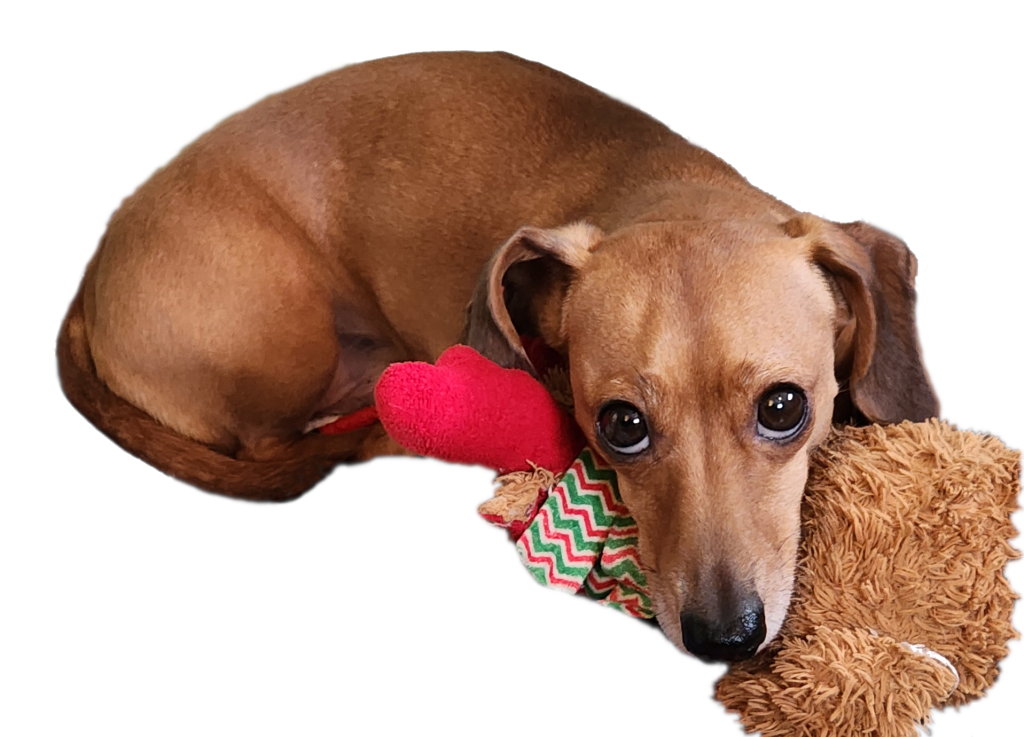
[366,345,1020,737]
[374,344,584,475]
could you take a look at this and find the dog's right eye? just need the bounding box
[756,384,808,441]
[597,401,650,455]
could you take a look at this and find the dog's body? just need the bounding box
[58,51,938,661]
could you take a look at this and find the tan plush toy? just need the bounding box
[372,347,1020,737]
[716,420,1019,736]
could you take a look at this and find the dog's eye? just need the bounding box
[756,385,808,441]
[597,401,650,455]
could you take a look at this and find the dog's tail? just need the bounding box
[56,285,363,502]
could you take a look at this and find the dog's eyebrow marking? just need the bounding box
[732,359,816,397]
[601,370,656,408]
[634,371,658,403]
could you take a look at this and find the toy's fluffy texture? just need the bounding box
[716,420,1020,737]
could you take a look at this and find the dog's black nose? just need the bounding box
[680,596,766,663]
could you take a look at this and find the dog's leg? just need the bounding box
[74,183,408,498]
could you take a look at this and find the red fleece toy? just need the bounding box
[373,344,584,476]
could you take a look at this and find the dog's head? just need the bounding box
[464,214,937,662]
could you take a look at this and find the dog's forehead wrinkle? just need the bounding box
[572,224,832,349]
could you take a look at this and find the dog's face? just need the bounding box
[465,214,937,661]
[564,220,837,656]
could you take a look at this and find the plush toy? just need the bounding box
[716,421,1019,736]
[325,345,1020,737]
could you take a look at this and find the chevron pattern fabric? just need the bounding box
[515,448,654,619]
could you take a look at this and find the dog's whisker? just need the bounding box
[774,531,800,555]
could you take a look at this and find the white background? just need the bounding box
[2,2,1021,735]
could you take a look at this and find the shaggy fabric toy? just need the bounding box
[716,419,1019,736]
[368,346,1020,737]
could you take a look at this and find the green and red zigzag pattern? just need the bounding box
[515,448,654,619]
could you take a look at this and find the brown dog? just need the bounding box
[57,51,937,662]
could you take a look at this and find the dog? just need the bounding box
[57,51,938,663]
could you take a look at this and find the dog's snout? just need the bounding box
[680,594,766,663]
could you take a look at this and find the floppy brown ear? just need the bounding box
[461,223,602,372]
[788,215,939,423]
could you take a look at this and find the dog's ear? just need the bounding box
[786,214,939,423]
[461,223,602,372]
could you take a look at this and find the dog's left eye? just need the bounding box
[756,384,808,441]
[597,401,650,455]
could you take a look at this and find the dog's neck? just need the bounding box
[589,178,795,233]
